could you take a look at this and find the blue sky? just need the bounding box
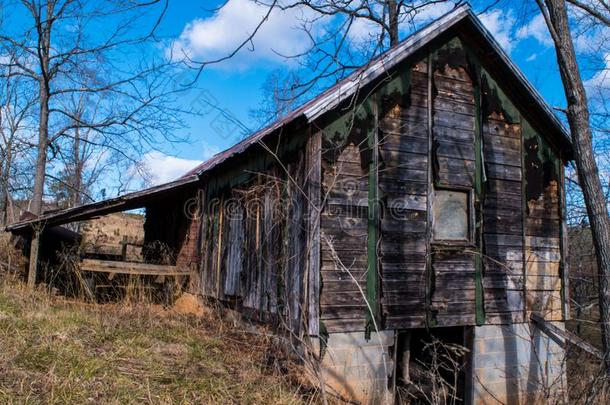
[131,0,608,186]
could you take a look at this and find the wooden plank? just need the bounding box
[483,120,521,139]
[434,114,475,132]
[379,119,429,138]
[483,133,521,150]
[381,218,427,233]
[378,166,428,183]
[224,204,243,296]
[80,259,188,276]
[432,126,474,142]
[483,147,521,167]
[385,316,427,329]
[385,195,428,211]
[307,131,322,336]
[485,162,522,181]
[379,180,427,195]
[379,150,428,168]
[321,306,367,319]
[484,195,522,210]
[530,313,602,359]
[436,140,475,159]
[434,77,475,102]
[433,97,475,116]
[486,179,522,196]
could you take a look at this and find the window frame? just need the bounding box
[431,186,475,246]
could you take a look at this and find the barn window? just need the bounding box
[432,189,471,242]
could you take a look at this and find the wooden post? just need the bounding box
[473,67,485,326]
[27,230,41,288]
[559,152,570,320]
[365,95,380,338]
[425,53,434,328]
[306,130,321,337]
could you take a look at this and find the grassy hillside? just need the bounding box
[0,276,314,404]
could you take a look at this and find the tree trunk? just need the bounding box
[71,125,83,208]
[0,148,9,226]
[30,79,49,216]
[1,144,13,225]
[387,0,399,47]
[28,80,48,288]
[29,2,53,288]
[542,0,610,374]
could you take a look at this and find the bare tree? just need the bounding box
[267,0,462,98]
[536,0,610,374]
[178,1,462,125]
[0,0,186,216]
[0,0,190,286]
[249,69,303,126]
[0,58,36,225]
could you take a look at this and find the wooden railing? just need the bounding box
[80,259,189,276]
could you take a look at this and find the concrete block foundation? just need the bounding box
[312,323,566,404]
[471,323,567,404]
[317,331,394,403]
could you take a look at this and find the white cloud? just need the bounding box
[411,1,456,21]
[584,52,610,95]
[169,0,314,68]
[516,13,553,47]
[396,1,456,39]
[526,53,538,62]
[141,151,203,185]
[348,16,381,44]
[479,9,517,54]
[573,27,610,55]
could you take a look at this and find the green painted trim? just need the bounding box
[559,162,567,321]
[425,52,434,329]
[474,79,485,326]
[365,97,379,339]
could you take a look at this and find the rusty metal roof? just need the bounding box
[6,4,571,232]
[6,175,199,232]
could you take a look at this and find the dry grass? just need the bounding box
[0,232,24,273]
[0,274,317,404]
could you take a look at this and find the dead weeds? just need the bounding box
[0,274,319,404]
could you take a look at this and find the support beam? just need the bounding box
[80,259,189,276]
[27,230,41,288]
[531,313,602,359]
[365,96,379,338]
[473,71,485,326]
[306,130,322,336]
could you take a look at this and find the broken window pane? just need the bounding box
[433,189,469,241]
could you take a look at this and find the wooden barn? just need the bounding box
[7,5,575,403]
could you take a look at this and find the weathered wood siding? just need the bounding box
[524,122,563,321]
[482,114,525,324]
[379,61,429,329]
[197,140,311,333]
[319,109,372,333]
[193,35,566,335]
[316,36,566,333]
[429,55,477,326]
